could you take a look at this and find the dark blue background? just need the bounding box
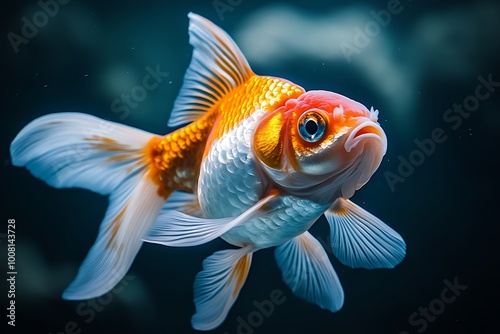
[2,0,499,333]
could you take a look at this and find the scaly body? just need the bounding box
[149,76,314,248]
[10,13,406,331]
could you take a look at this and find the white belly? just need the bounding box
[221,195,329,248]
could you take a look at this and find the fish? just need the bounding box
[10,13,406,330]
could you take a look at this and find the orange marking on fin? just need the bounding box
[83,135,117,144]
[183,201,202,216]
[258,189,280,212]
[330,198,349,216]
[100,137,118,144]
[105,204,128,250]
[108,153,136,163]
[84,136,131,153]
[298,233,315,255]
[228,253,252,298]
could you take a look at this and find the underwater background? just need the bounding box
[1,0,499,333]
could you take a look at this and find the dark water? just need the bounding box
[1,0,499,333]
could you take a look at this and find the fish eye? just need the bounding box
[298,110,328,143]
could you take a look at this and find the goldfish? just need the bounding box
[10,13,406,330]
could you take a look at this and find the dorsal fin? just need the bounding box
[168,13,254,127]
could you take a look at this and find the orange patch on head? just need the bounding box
[203,76,304,159]
[253,110,286,170]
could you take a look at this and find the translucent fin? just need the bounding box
[144,192,277,247]
[191,246,253,331]
[63,178,164,299]
[325,198,406,269]
[144,211,232,247]
[275,231,344,312]
[10,112,166,299]
[167,12,254,127]
[162,191,196,210]
[161,191,203,216]
[10,112,153,194]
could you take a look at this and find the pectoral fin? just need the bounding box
[325,198,406,269]
[275,231,344,312]
[143,192,278,247]
[160,191,204,216]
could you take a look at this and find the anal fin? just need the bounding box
[191,246,253,331]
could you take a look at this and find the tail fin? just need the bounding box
[11,112,166,299]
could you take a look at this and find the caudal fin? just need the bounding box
[11,112,166,299]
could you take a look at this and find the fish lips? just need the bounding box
[256,118,387,203]
[294,118,386,176]
[344,119,387,155]
[268,118,387,201]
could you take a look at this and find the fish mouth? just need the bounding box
[344,120,386,153]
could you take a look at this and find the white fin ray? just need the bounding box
[325,198,406,269]
[144,211,233,247]
[191,246,253,331]
[10,112,153,194]
[161,191,203,216]
[10,112,165,299]
[144,192,277,247]
[63,178,164,299]
[168,12,253,127]
[275,231,344,312]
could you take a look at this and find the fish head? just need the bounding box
[253,90,387,203]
